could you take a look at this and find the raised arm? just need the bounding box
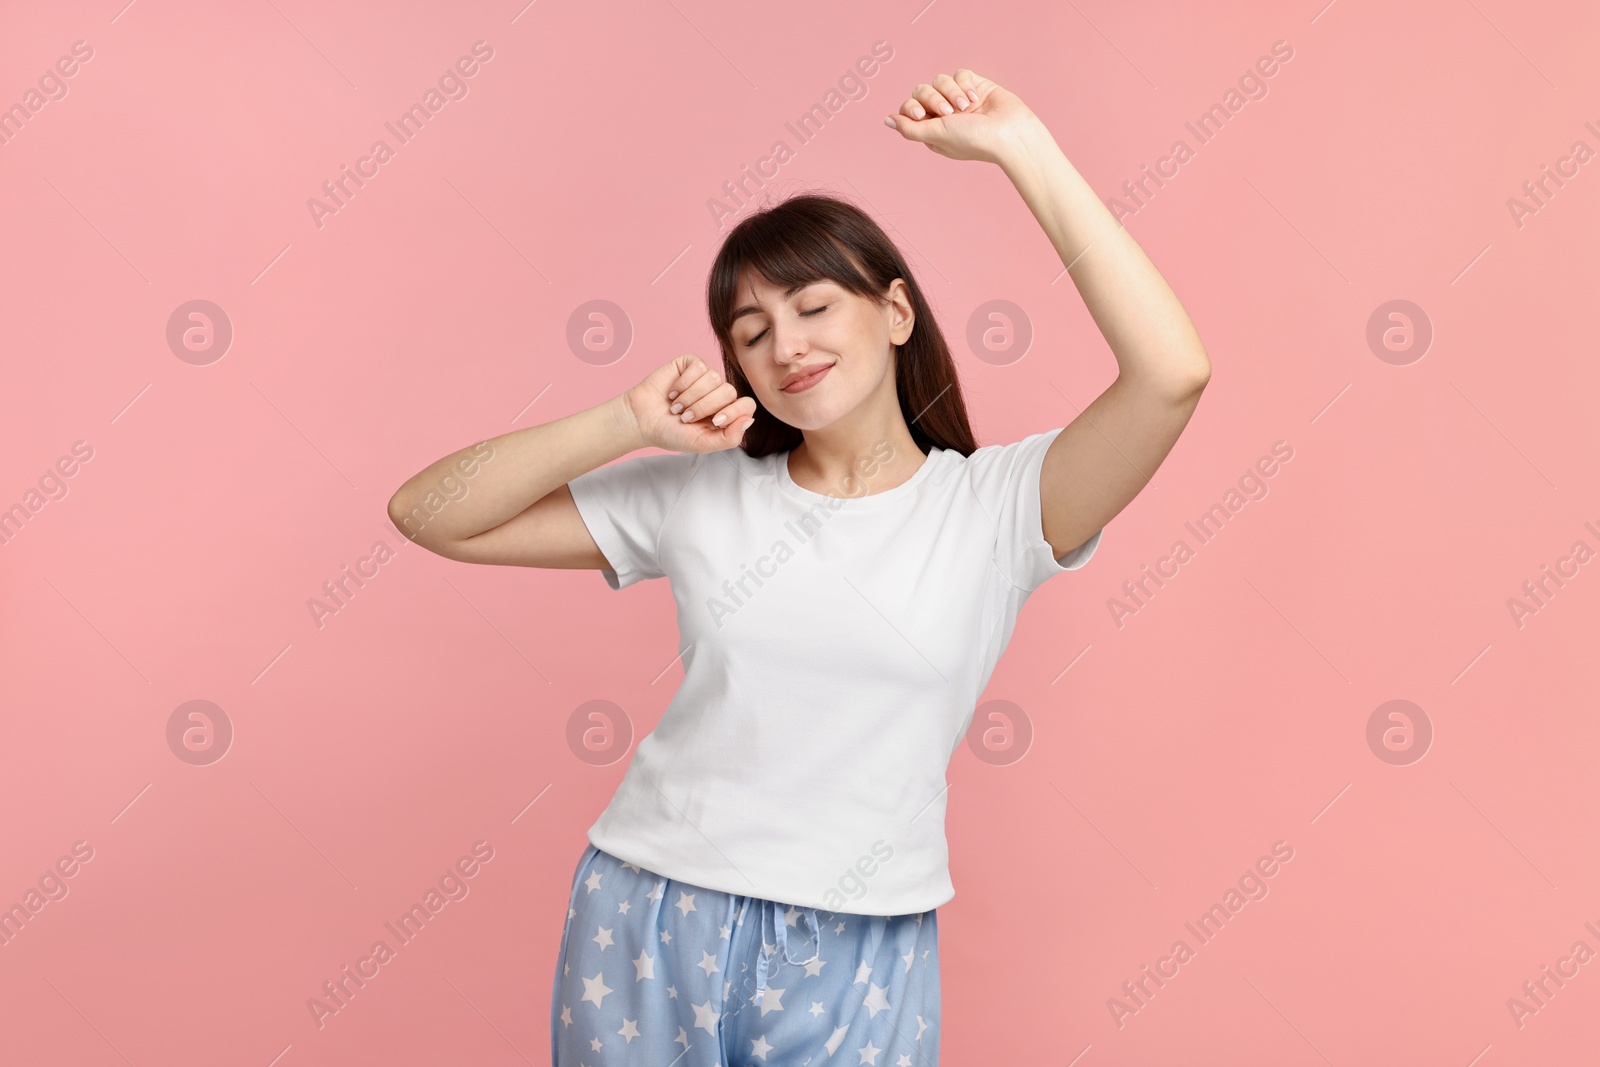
[387,356,756,568]
[887,70,1211,559]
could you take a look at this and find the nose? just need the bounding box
[770,316,810,365]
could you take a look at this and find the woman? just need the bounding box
[389,68,1208,1067]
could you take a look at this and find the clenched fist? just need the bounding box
[622,355,759,453]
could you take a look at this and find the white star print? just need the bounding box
[617,899,631,915]
[592,925,614,951]
[808,1001,825,1016]
[675,1024,689,1048]
[621,861,642,873]
[804,956,827,977]
[856,1038,882,1064]
[915,1014,929,1040]
[834,920,846,934]
[783,904,804,927]
[590,1035,603,1051]
[853,960,873,984]
[750,1033,776,1061]
[901,947,914,972]
[647,880,665,903]
[756,984,786,1015]
[617,1018,641,1044]
[897,1055,913,1066]
[720,923,732,939]
[825,1024,849,1055]
[584,870,602,893]
[667,984,678,999]
[692,999,720,1034]
[675,890,697,917]
[696,950,720,976]
[581,972,612,1007]
[659,929,673,945]
[862,982,891,1017]
[560,1004,572,1027]
[632,949,655,980]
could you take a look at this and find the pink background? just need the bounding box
[3,0,1599,1063]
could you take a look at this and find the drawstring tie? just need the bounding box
[754,898,820,995]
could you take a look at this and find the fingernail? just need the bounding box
[668,390,678,400]
[681,410,694,421]
[883,115,896,128]
[713,413,727,426]
[670,402,683,414]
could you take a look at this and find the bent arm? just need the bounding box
[998,118,1211,558]
[386,393,645,568]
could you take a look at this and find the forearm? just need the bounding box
[997,120,1210,393]
[387,392,644,548]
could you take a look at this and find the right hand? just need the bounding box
[622,355,758,453]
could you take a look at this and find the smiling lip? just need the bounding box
[780,363,834,394]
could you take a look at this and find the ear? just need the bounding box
[887,278,915,344]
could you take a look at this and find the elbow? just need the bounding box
[1175,347,1211,399]
[386,492,422,545]
[387,494,467,559]
[1129,359,1209,404]
[1123,340,1210,402]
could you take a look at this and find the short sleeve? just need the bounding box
[566,449,703,590]
[969,427,1103,592]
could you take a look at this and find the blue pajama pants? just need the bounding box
[552,843,941,1066]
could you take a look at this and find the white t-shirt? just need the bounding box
[566,428,1102,916]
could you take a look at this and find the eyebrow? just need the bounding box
[730,281,818,324]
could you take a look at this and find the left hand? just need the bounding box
[883,68,1039,164]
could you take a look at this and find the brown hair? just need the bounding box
[706,192,977,458]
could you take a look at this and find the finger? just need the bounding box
[707,393,757,429]
[912,83,954,117]
[687,383,745,426]
[664,355,710,402]
[716,403,759,444]
[674,377,734,422]
[897,94,929,120]
[669,366,723,415]
[932,73,970,111]
[886,109,938,142]
[951,68,988,105]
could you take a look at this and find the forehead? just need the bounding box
[735,266,833,297]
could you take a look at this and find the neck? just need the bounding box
[789,409,926,499]
[787,347,930,498]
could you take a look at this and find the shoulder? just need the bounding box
[578,447,715,484]
[568,449,724,517]
[952,428,1063,492]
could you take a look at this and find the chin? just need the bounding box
[769,396,851,432]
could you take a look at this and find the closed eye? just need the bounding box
[742,305,829,349]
